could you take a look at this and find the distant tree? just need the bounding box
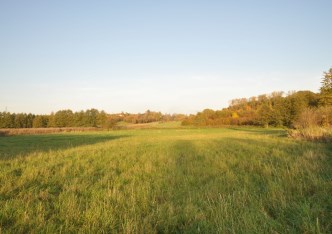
[74,111,86,127]
[257,103,272,127]
[319,67,332,106]
[0,112,14,128]
[14,113,27,128]
[48,113,56,127]
[26,113,34,128]
[270,103,284,127]
[174,114,187,121]
[85,109,99,127]
[54,110,74,127]
[33,115,48,128]
[97,110,108,127]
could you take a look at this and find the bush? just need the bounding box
[288,127,332,142]
[290,107,332,142]
[293,108,320,129]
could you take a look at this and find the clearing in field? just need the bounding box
[0,128,331,233]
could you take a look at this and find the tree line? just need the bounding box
[0,109,186,129]
[0,109,107,128]
[182,68,332,128]
[182,90,322,127]
[1,67,331,129]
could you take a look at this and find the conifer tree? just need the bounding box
[319,67,332,106]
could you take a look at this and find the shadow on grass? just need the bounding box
[0,133,127,160]
[154,140,216,233]
[162,136,332,233]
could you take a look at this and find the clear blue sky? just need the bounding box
[1,0,331,114]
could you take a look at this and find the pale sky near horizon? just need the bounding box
[1,0,331,114]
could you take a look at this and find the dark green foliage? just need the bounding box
[0,109,109,129]
[32,115,49,128]
[0,112,14,128]
[0,109,183,129]
[54,110,74,127]
[0,112,35,128]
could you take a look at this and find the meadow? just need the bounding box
[0,127,331,233]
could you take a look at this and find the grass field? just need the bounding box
[0,128,331,233]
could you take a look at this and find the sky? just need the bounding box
[1,0,331,114]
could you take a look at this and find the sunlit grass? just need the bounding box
[0,128,331,233]
[114,121,183,129]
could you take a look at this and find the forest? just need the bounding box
[0,109,185,129]
[1,68,331,131]
[182,90,331,127]
[183,68,332,129]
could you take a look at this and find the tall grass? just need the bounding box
[0,128,331,233]
[290,107,332,142]
[288,127,332,142]
[0,127,101,136]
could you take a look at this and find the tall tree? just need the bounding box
[54,110,74,127]
[0,112,14,128]
[33,115,48,128]
[319,67,332,106]
[85,109,99,127]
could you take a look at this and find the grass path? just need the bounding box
[0,128,331,233]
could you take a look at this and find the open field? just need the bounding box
[114,121,183,130]
[0,128,331,233]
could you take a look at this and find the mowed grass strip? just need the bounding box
[0,128,331,233]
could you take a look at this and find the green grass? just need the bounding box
[0,128,331,233]
[115,121,183,129]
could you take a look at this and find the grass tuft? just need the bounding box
[288,127,332,142]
